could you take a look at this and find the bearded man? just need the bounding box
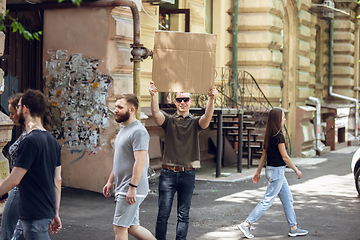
[0,89,62,239]
[103,94,156,240]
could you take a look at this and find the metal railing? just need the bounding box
[192,67,292,155]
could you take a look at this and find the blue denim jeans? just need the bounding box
[0,186,20,240]
[246,166,297,227]
[155,168,196,240]
[12,219,52,240]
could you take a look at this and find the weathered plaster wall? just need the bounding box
[43,8,117,74]
[295,106,316,157]
[180,0,206,33]
[332,8,356,101]
[138,3,159,107]
[212,0,232,83]
[43,8,120,193]
[236,0,284,102]
[235,0,318,156]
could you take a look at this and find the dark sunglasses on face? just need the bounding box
[175,98,190,103]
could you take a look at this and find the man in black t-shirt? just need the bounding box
[0,89,62,239]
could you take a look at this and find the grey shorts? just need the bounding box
[113,195,145,228]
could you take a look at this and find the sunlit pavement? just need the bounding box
[51,146,360,240]
[189,146,360,240]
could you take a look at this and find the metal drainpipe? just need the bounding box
[329,19,359,138]
[232,0,238,106]
[308,96,321,153]
[16,0,151,119]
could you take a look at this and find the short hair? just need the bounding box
[116,94,139,110]
[21,89,47,118]
[175,92,192,98]
[8,93,24,109]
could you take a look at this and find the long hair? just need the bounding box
[263,108,284,151]
[8,93,23,108]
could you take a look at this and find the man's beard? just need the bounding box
[115,111,130,123]
[18,111,25,126]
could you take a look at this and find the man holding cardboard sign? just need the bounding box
[149,81,217,240]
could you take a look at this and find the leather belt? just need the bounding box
[162,165,194,172]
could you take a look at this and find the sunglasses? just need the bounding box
[175,98,190,103]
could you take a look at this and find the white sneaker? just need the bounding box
[237,222,254,239]
[288,227,308,237]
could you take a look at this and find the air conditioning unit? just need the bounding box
[144,0,175,5]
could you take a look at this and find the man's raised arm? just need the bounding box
[199,86,218,129]
[149,81,165,126]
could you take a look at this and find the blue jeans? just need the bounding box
[0,186,20,240]
[155,168,196,240]
[12,219,52,240]
[246,166,297,227]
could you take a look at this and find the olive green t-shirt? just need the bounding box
[161,112,202,168]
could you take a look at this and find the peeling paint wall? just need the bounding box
[44,49,118,193]
[45,49,112,158]
[43,8,120,193]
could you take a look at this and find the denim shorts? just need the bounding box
[113,195,145,228]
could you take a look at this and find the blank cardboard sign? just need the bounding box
[152,31,217,94]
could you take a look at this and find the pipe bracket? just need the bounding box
[131,44,153,62]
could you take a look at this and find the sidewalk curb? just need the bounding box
[195,157,329,183]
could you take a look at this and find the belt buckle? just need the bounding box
[173,167,183,172]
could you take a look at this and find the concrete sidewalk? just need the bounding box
[191,146,359,182]
[47,145,359,240]
[147,155,327,184]
[193,157,328,182]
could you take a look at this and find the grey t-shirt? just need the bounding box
[113,120,150,197]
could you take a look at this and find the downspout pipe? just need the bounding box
[232,0,238,107]
[329,19,359,138]
[11,0,152,119]
[308,96,321,154]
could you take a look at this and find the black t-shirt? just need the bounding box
[15,130,61,221]
[266,131,286,167]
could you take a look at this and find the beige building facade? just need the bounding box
[1,0,359,192]
[45,0,360,192]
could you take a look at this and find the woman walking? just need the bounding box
[0,93,27,240]
[237,108,308,238]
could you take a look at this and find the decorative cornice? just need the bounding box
[111,7,132,20]
[141,3,158,15]
[110,66,133,74]
[115,36,133,45]
[186,0,204,7]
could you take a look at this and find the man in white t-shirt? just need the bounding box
[103,94,155,240]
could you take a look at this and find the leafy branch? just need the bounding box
[0,10,42,40]
[0,0,82,41]
[58,0,82,7]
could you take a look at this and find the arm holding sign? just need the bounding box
[198,86,218,129]
[149,81,166,126]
